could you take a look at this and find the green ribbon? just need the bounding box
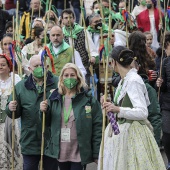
[62,23,84,39]
[87,23,109,34]
[15,45,22,63]
[63,96,72,125]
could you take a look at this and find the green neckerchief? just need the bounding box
[87,24,109,34]
[63,96,72,126]
[63,23,84,39]
[48,40,70,58]
[114,12,125,22]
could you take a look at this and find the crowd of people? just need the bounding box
[0,0,170,170]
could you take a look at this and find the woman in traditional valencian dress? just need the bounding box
[98,46,166,170]
[0,54,22,169]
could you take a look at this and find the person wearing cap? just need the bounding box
[98,46,166,170]
[0,54,22,169]
[137,0,163,49]
[6,55,58,170]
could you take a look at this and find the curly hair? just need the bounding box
[128,31,155,75]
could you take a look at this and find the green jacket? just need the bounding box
[145,81,162,146]
[42,88,102,165]
[6,71,58,155]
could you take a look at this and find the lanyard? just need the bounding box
[114,79,124,105]
[63,96,72,126]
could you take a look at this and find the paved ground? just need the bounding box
[86,150,168,170]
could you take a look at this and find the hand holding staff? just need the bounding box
[40,0,52,170]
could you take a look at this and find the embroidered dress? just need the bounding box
[98,68,166,170]
[0,73,22,170]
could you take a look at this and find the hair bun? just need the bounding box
[118,49,134,66]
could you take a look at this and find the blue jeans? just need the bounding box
[23,155,58,170]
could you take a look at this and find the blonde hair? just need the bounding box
[58,63,87,95]
[44,10,58,24]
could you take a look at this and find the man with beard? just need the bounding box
[87,13,115,57]
[61,9,98,85]
[39,25,86,78]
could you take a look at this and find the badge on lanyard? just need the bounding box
[61,128,70,142]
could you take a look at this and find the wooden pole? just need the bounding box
[125,0,129,48]
[80,0,97,97]
[158,0,168,100]
[40,0,52,169]
[39,0,41,17]
[68,14,75,63]
[100,0,111,169]
[64,0,66,9]
[97,0,106,24]
[30,6,34,37]
[11,15,15,170]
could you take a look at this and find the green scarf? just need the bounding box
[48,40,70,57]
[63,23,84,39]
[87,24,109,34]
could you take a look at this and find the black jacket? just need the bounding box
[0,8,12,40]
[159,57,170,110]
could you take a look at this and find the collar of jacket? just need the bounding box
[49,87,90,101]
[25,71,54,90]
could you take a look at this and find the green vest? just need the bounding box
[48,47,73,76]
[118,93,145,125]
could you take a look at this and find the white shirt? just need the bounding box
[131,5,147,19]
[90,33,100,51]
[114,29,130,47]
[117,68,150,120]
[149,14,159,49]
